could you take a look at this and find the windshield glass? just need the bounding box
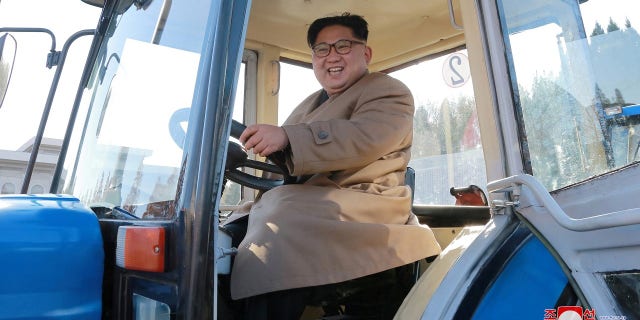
[59,0,212,218]
[602,271,640,318]
[498,0,640,190]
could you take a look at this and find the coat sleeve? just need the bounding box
[282,74,414,176]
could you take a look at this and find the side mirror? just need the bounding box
[0,33,17,109]
[81,0,154,12]
[81,0,106,7]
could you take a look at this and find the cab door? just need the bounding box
[52,0,251,319]
[400,0,640,318]
[457,0,640,318]
[486,0,640,315]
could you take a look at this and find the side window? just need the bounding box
[277,60,320,125]
[275,53,486,206]
[390,48,487,205]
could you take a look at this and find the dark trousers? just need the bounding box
[241,287,312,320]
[219,216,310,320]
[218,280,311,320]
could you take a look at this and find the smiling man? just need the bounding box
[229,13,441,320]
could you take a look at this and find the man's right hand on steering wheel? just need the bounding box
[239,124,290,157]
[225,120,296,191]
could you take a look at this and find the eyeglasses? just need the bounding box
[311,39,366,58]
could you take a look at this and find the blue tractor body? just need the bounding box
[0,194,103,319]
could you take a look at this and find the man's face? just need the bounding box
[311,25,372,96]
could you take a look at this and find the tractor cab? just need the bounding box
[1,0,640,319]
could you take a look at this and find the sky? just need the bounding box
[511,0,639,82]
[0,0,101,150]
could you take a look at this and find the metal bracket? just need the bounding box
[216,246,238,260]
[46,50,61,68]
[489,182,521,214]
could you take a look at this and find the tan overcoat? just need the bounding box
[229,72,441,299]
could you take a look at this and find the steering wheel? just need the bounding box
[225,120,296,191]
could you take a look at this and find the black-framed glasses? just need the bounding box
[311,39,366,57]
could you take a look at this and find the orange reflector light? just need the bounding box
[116,226,165,272]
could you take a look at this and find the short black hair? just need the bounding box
[307,13,369,47]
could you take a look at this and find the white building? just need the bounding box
[0,137,61,194]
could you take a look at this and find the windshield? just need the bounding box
[58,0,212,218]
[498,0,640,190]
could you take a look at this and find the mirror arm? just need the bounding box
[0,28,57,65]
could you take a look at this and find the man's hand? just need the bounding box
[239,124,289,157]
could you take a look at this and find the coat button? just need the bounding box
[317,131,329,139]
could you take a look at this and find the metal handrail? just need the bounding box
[448,0,463,30]
[488,174,640,231]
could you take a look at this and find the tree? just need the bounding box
[592,84,615,168]
[614,88,625,106]
[623,17,640,38]
[517,74,602,189]
[607,17,620,33]
[410,95,476,158]
[412,103,441,158]
[594,84,612,107]
[591,21,605,37]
